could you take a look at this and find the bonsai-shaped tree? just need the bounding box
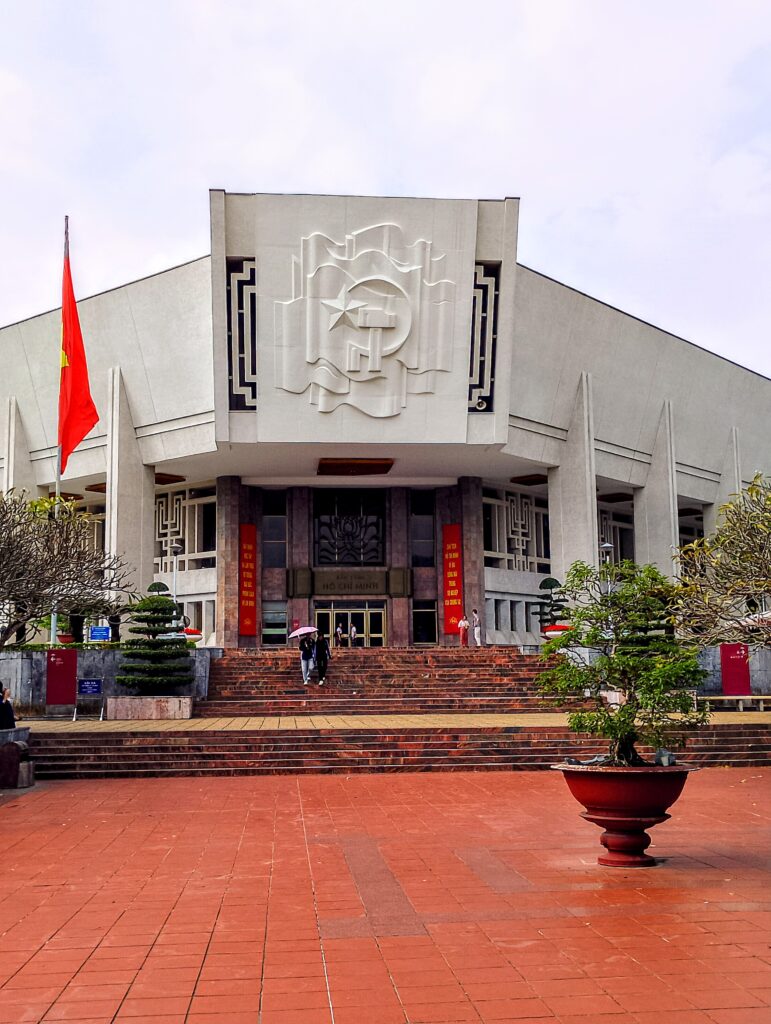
[117,583,192,693]
[539,560,709,765]
[676,474,771,647]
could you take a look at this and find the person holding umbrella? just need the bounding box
[288,625,319,686]
[299,632,316,685]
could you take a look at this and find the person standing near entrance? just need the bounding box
[472,609,482,647]
[458,613,470,647]
[314,630,331,686]
[349,623,358,647]
[299,633,316,685]
[335,622,344,647]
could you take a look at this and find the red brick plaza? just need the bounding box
[0,769,769,1024]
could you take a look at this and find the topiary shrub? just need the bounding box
[117,586,192,693]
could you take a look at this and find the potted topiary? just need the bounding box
[539,560,709,867]
[110,583,193,720]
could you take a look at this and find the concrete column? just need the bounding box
[287,487,311,629]
[389,488,409,646]
[548,372,598,581]
[106,367,155,595]
[215,476,241,648]
[703,427,742,536]
[633,400,679,576]
[460,476,485,627]
[3,397,39,496]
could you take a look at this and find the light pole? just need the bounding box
[171,542,183,631]
[600,541,614,564]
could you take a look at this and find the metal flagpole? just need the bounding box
[50,216,67,646]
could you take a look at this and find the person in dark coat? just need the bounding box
[0,688,16,729]
[314,631,331,686]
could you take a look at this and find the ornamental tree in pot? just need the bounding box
[539,560,709,867]
[114,584,192,717]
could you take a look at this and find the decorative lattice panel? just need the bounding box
[507,492,534,571]
[468,263,499,412]
[227,258,258,410]
[155,492,185,554]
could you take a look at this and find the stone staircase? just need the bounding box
[28,724,771,778]
[26,647,771,778]
[197,646,560,715]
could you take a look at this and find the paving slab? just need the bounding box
[0,769,769,1023]
[23,711,771,732]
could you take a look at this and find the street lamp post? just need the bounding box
[171,542,183,631]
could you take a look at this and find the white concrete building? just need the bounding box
[1,191,769,647]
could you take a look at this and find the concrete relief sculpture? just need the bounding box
[275,224,455,417]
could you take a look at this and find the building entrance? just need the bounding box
[315,601,387,647]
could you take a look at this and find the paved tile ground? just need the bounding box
[0,768,769,1024]
[24,711,771,732]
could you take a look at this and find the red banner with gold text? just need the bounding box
[239,524,258,636]
[442,524,464,635]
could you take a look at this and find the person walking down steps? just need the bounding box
[314,630,331,686]
[299,633,316,685]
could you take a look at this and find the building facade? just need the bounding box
[1,192,769,647]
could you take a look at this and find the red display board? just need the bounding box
[720,643,751,696]
[46,648,77,705]
[239,524,258,636]
[442,523,464,634]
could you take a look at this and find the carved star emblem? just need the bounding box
[322,289,366,330]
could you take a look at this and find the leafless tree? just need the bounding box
[676,474,771,647]
[0,493,134,647]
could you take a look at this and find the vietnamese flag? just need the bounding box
[58,218,98,474]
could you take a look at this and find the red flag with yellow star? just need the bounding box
[58,218,98,474]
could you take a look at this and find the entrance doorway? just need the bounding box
[315,601,387,647]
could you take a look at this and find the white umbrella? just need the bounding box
[288,625,318,639]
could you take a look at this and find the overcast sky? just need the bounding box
[1,0,769,376]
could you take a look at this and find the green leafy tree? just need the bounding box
[117,585,192,692]
[676,474,771,647]
[539,561,708,765]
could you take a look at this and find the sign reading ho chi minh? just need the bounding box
[442,524,464,635]
[239,523,258,637]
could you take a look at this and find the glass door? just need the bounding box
[367,608,386,647]
[316,604,387,647]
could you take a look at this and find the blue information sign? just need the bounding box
[78,678,103,696]
[89,626,111,642]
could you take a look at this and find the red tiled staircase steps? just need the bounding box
[200,646,569,714]
[28,724,771,778]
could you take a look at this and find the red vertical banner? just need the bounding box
[239,524,258,637]
[442,524,464,634]
[720,643,751,696]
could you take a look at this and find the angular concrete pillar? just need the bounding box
[548,372,598,581]
[106,367,155,595]
[703,427,742,536]
[633,401,679,576]
[460,476,485,626]
[3,397,39,496]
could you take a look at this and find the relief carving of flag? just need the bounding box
[59,221,98,473]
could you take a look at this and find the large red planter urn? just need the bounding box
[555,764,696,867]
